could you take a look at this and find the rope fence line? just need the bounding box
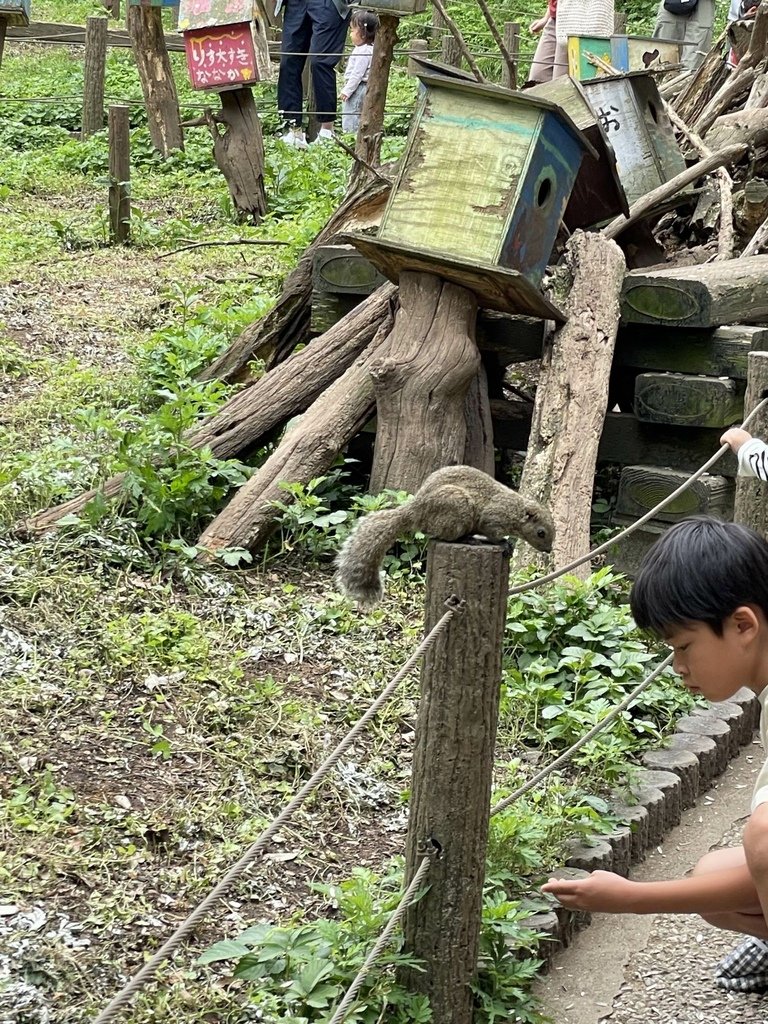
[326,854,433,1024]
[90,598,462,1024]
[509,395,768,597]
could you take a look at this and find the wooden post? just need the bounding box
[500,21,518,88]
[441,31,461,67]
[127,4,184,156]
[399,541,509,1024]
[205,88,267,223]
[82,16,108,138]
[407,36,428,75]
[302,62,319,142]
[354,13,398,171]
[734,351,768,537]
[0,17,7,66]
[108,104,131,244]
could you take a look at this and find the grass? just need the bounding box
[0,3,678,1021]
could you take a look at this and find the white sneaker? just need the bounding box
[280,128,308,150]
[312,127,336,144]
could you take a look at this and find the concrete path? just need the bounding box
[533,739,768,1023]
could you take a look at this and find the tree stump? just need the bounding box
[512,231,626,575]
[205,88,266,224]
[368,271,481,494]
[127,5,184,157]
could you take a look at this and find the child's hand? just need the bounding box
[541,870,636,912]
[340,92,348,101]
[720,427,753,453]
[530,15,548,32]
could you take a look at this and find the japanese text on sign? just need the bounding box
[184,23,258,89]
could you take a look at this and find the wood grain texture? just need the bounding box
[633,372,744,427]
[616,464,735,522]
[615,325,768,379]
[621,256,768,327]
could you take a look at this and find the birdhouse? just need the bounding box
[0,0,30,25]
[580,72,686,207]
[348,73,596,321]
[567,33,682,80]
[527,75,628,229]
[178,0,271,90]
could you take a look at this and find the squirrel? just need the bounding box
[335,465,554,608]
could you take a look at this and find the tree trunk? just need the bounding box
[198,176,392,382]
[463,363,495,474]
[206,88,266,224]
[674,31,729,125]
[368,272,480,495]
[195,315,397,557]
[127,5,183,156]
[511,231,626,576]
[81,15,108,138]
[23,285,396,535]
[354,13,398,176]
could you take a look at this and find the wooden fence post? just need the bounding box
[441,30,461,67]
[399,540,509,1024]
[500,21,518,88]
[407,36,428,75]
[82,16,108,138]
[353,13,399,170]
[108,104,131,244]
[734,350,768,536]
[127,4,184,156]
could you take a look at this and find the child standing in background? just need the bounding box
[341,10,378,133]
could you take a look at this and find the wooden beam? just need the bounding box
[6,18,185,49]
[633,372,744,428]
[616,464,734,523]
[615,325,768,379]
[621,256,768,327]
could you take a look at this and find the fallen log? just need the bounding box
[673,30,729,125]
[603,143,747,240]
[511,230,626,576]
[195,319,396,559]
[704,107,768,150]
[24,285,396,534]
[198,176,392,383]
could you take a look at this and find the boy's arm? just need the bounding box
[542,865,759,915]
[720,428,768,481]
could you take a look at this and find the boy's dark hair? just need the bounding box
[630,516,768,636]
[350,8,378,43]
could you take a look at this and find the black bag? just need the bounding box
[663,0,699,14]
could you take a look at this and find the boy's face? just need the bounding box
[664,606,768,701]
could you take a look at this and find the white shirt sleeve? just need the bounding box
[738,438,768,482]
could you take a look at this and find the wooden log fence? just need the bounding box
[108,104,131,244]
[82,15,108,139]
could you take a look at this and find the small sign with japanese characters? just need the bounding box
[184,23,258,89]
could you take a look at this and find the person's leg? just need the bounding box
[527,17,557,83]
[277,0,313,128]
[551,38,569,79]
[309,0,350,131]
[692,846,767,936]
[683,0,715,69]
[653,0,686,42]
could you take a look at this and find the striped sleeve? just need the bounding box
[738,438,768,482]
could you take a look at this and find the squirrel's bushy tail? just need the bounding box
[335,504,415,608]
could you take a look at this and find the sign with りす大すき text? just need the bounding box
[183,22,258,89]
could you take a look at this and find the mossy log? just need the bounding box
[633,372,744,428]
[621,256,768,327]
[616,465,735,522]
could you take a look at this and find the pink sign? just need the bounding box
[184,24,258,90]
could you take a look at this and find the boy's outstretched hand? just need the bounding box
[541,870,637,913]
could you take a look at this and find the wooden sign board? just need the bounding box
[0,0,30,26]
[376,73,594,291]
[178,0,251,31]
[184,22,258,89]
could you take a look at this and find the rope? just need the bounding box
[508,396,768,597]
[325,854,433,1024]
[490,651,674,817]
[91,598,461,1024]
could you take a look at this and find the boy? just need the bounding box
[542,516,768,991]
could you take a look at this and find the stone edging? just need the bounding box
[522,686,761,963]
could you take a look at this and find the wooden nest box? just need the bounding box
[580,71,686,207]
[0,0,30,25]
[178,0,271,90]
[349,73,596,320]
[567,33,682,80]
